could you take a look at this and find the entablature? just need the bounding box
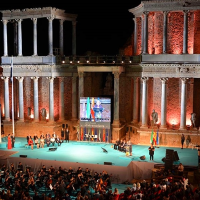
[129,0,200,17]
[0,7,77,21]
[1,64,77,77]
[140,63,200,78]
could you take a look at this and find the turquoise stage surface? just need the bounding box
[0,136,198,167]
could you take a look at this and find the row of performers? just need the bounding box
[27,133,63,149]
[114,139,133,156]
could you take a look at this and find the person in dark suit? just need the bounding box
[11,133,15,148]
[65,127,70,143]
[181,134,185,149]
[114,139,120,150]
[61,128,65,140]
[148,144,155,161]
[26,134,31,144]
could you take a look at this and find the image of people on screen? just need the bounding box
[93,98,104,121]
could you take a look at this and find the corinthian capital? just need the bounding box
[160,77,168,83]
[141,77,149,82]
[180,77,189,83]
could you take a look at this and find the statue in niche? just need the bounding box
[151,109,158,126]
[190,113,196,128]
[28,107,32,117]
[41,108,46,121]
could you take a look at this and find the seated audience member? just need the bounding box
[178,163,184,176]
[18,162,23,171]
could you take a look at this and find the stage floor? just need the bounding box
[0,137,198,166]
[0,137,199,183]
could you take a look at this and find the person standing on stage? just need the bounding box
[7,134,12,150]
[127,140,132,156]
[148,144,155,161]
[11,133,15,148]
[65,127,70,143]
[181,134,185,149]
[61,128,65,141]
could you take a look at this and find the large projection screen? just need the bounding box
[79,97,111,129]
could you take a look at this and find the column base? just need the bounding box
[112,120,121,128]
[131,119,138,124]
[48,120,55,124]
[4,118,11,122]
[191,127,198,131]
[140,125,148,129]
[160,125,167,130]
[71,117,78,121]
[179,126,186,130]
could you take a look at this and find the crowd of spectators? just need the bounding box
[0,161,200,200]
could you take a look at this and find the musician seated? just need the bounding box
[40,136,45,148]
[50,136,56,146]
[120,140,127,152]
[34,136,40,149]
[118,139,125,151]
[28,138,34,150]
[55,136,62,146]
[46,136,51,147]
[114,139,120,150]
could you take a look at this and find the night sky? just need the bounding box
[0,2,141,56]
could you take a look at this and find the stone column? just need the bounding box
[141,77,149,128]
[183,10,189,54]
[78,72,84,120]
[16,19,23,56]
[133,18,138,55]
[141,16,144,54]
[179,78,188,130]
[143,12,148,54]
[16,77,24,121]
[31,77,39,122]
[59,77,65,121]
[48,17,54,55]
[112,72,121,127]
[32,18,38,56]
[13,21,18,56]
[1,77,10,121]
[160,78,168,129]
[132,77,139,124]
[2,20,8,56]
[59,19,64,56]
[47,77,55,122]
[72,75,78,121]
[139,79,143,125]
[163,11,168,54]
[72,20,77,56]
